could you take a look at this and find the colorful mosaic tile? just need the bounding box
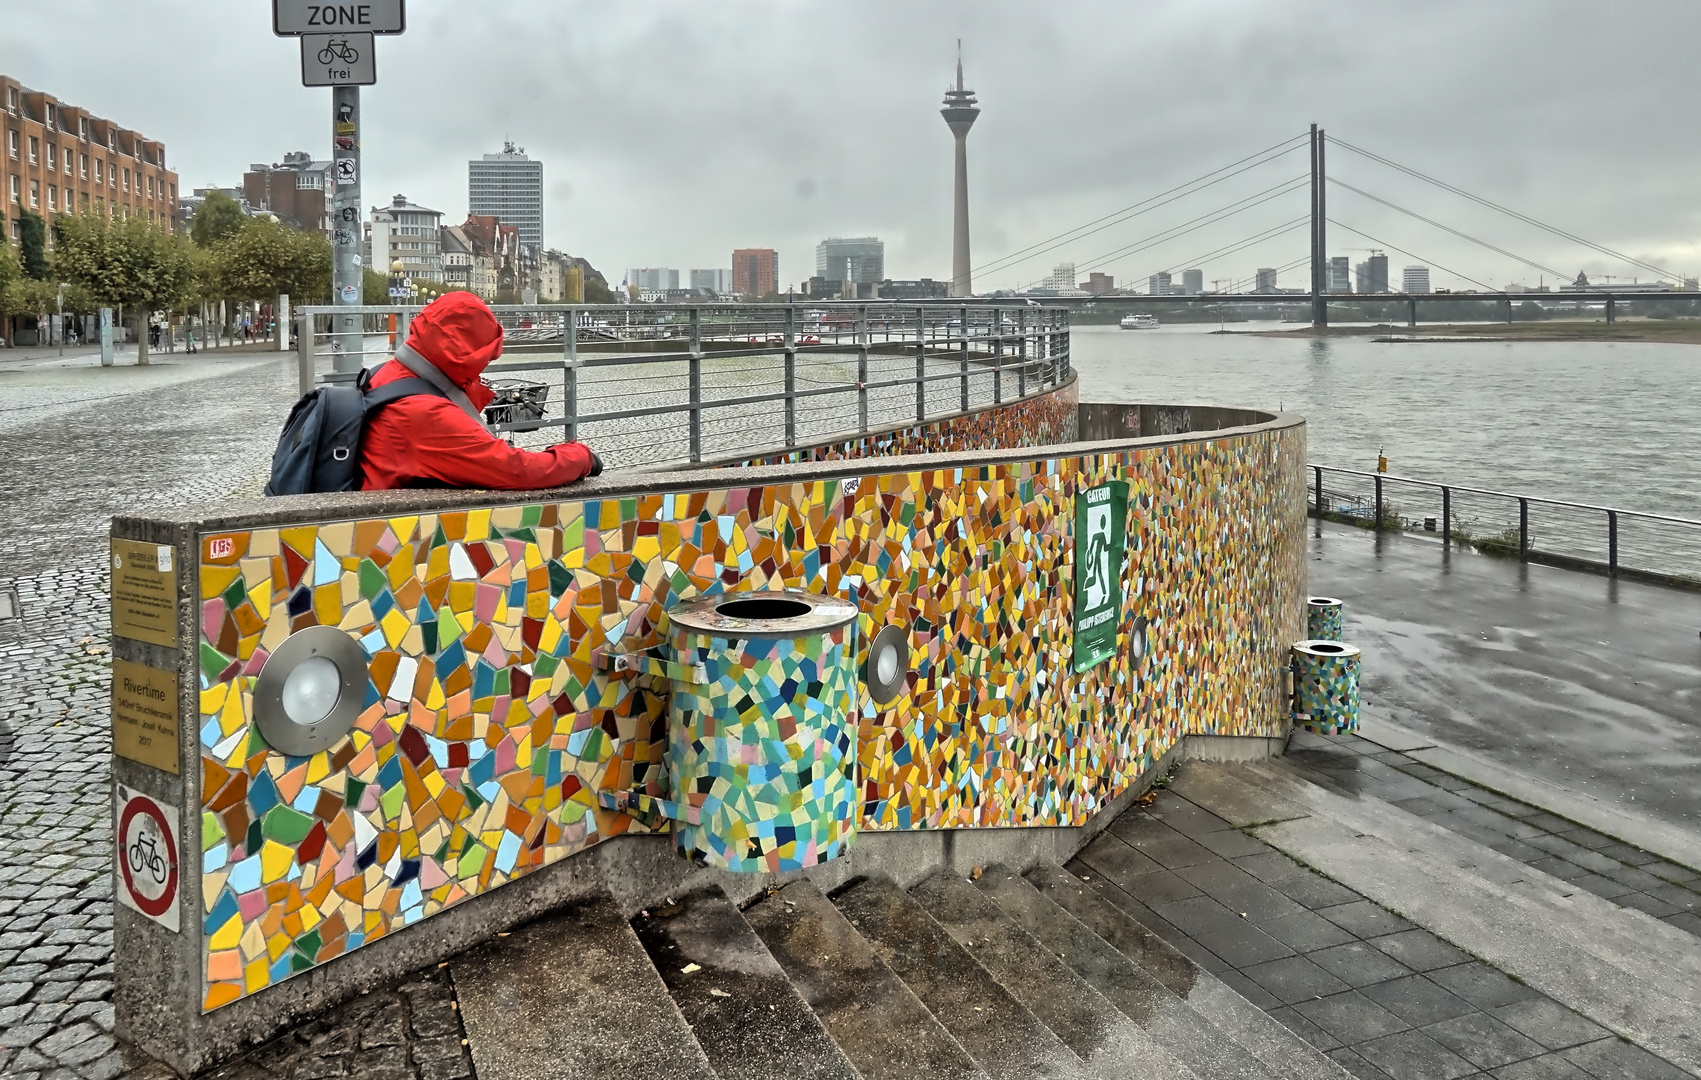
[1292,641,1361,735]
[666,624,859,872]
[192,392,1304,1009]
[1307,596,1343,641]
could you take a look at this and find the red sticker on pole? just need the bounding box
[116,785,180,932]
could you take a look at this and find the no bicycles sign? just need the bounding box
[116,786,180,932]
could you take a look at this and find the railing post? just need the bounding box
[785,305,798,447]
[915,305,926,424]
[992,307,1003,405]
[959,305,970,412]
[1374,474,1384,531]
[857,304,870,434]
[688,307,703,463]
[1313,465,1323,517]
[565,307,579,443]
[1442,486,1451,546]
[1608,510,1619,577]
[1017,307,1028,399]
[1606,296,1616,325]
[296,313,314,397]
[1518,497,1529,560]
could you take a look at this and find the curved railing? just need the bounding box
[294,302,1072,469]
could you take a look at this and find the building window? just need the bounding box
[80,191,88,210]
[79,117,88,140]
[6,88,16,114]
[95,196,103,215]
[47,184,56,211]
[46,143,56,171]
[123,168,130,192]
[79,153,87,178]
[29,178,39,207]
[94,159,102,184]
[6,130,15,159]
[7,174,17,204]
[169,183,176,201]
[28,136,38,164]
[147,175,154,198]
[45,103,56,127]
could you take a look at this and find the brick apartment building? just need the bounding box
[243,151,335,236]
[732,248,779,296]
[2,75,179,245]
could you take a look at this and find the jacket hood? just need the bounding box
[406,292,504,403]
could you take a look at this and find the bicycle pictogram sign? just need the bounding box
[116,786,180,931]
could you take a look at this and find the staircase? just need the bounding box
[451,846,1352,1080]
[440,726,1701,1080]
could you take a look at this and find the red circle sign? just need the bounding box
[119,794,178,918]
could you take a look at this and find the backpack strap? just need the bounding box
[362,376,447,413]
[394,343,486,426]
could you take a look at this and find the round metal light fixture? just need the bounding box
[1130,616,1150,663]
[253,625,368,756]
[864,624,910,706]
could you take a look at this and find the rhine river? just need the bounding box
[1071,322,1701,573]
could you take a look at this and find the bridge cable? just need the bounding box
[972,132,1310,279]
[1127,218,1310,288]
[1328,135,1683,283]
[1327,178,1572,282]
[1058,177,1310,281]
[1327,219,1502,294]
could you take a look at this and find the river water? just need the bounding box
[1070,322,1701,575]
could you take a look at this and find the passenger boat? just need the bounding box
[1119,313,1159,330]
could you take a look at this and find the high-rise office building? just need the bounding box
[941,48,979,297]
[1366,251,1389,294]
[1329,256,1351,294]
[690,268,732,294]
[1254,268,1279,293]
[815,237,885,285]
[732,249,779,295]
[626,268,679,292]
[1149,271,1172,296]
[468,142,543,254]
[1182,268,1204,295]
[1044,263,1077,291]
[1402,265,1431,293]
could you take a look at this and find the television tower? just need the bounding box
[941,42,980,298]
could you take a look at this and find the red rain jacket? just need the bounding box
[359,292,596,491]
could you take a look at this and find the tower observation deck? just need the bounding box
[941,48,980,298]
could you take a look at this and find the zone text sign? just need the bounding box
[274,0,404,36]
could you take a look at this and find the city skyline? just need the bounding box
[4,3,1701,292]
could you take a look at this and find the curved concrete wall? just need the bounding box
[108,381,1304,1057]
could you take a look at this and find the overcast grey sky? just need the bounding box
[5,1,1699,292]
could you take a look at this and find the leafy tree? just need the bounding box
[53,211,195,365]
[18,211,50,280]
[362,268,390,306]
[0,237,21,339]
[191,191,248,249]
[208,216,330,304]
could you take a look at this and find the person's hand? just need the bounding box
[588,450,604,477]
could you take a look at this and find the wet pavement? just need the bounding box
[1307,520,1701,832]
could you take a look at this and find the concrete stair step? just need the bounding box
[1173,759,1701,1075]
[832,873,1096,1080]
[451,890,717,1080]
[1024,862,1351,1080]
[633,886,863,1080]
[909,869,1204,1080]
[744,879,990,1080]
[976,864,1287,1080]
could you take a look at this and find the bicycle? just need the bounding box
[128,831,168,885]
[317,39,361,66]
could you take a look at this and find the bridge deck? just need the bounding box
[1308,519,1701,834]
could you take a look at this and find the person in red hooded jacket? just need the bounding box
[360,292,601,490]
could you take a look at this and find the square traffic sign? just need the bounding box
[301,32,376,87]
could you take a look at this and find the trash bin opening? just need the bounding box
[716,597,814,621]
[1309,642,1346,654]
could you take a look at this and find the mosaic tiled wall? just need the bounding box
[734,376,1078,466]
[190,417,1303,1009]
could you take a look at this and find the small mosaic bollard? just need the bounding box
[1292,639,1361,735]
[1307,596,1344,642]
[664,590,861,872]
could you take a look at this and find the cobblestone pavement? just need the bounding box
[0,348,471,1078]
[1074,783,1694,1080]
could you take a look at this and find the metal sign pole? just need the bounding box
[330,86,361,377]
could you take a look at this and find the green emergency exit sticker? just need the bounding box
[1072,480,1129,673]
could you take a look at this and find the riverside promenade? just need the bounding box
[2,341,1699,1077]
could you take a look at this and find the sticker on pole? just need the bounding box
[334,158,358,184]
[116,785,180,932]
[301,32,376,87]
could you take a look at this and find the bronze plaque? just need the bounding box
[113,658,180,774]
[111,539,178,647]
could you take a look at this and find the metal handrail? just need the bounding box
[1308,463,1701,581]
[292,302,1072,466]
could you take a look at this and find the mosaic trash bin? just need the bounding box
[1307,596,1344,642]
[664,590,861,873]
[1292,639,1361,735]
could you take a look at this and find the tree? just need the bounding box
[362,268,390,306]
[191,191,248,249]
[0,236,20,343]
[208,216,330,304]
[18,211,50,280]
[53,211,195,365]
